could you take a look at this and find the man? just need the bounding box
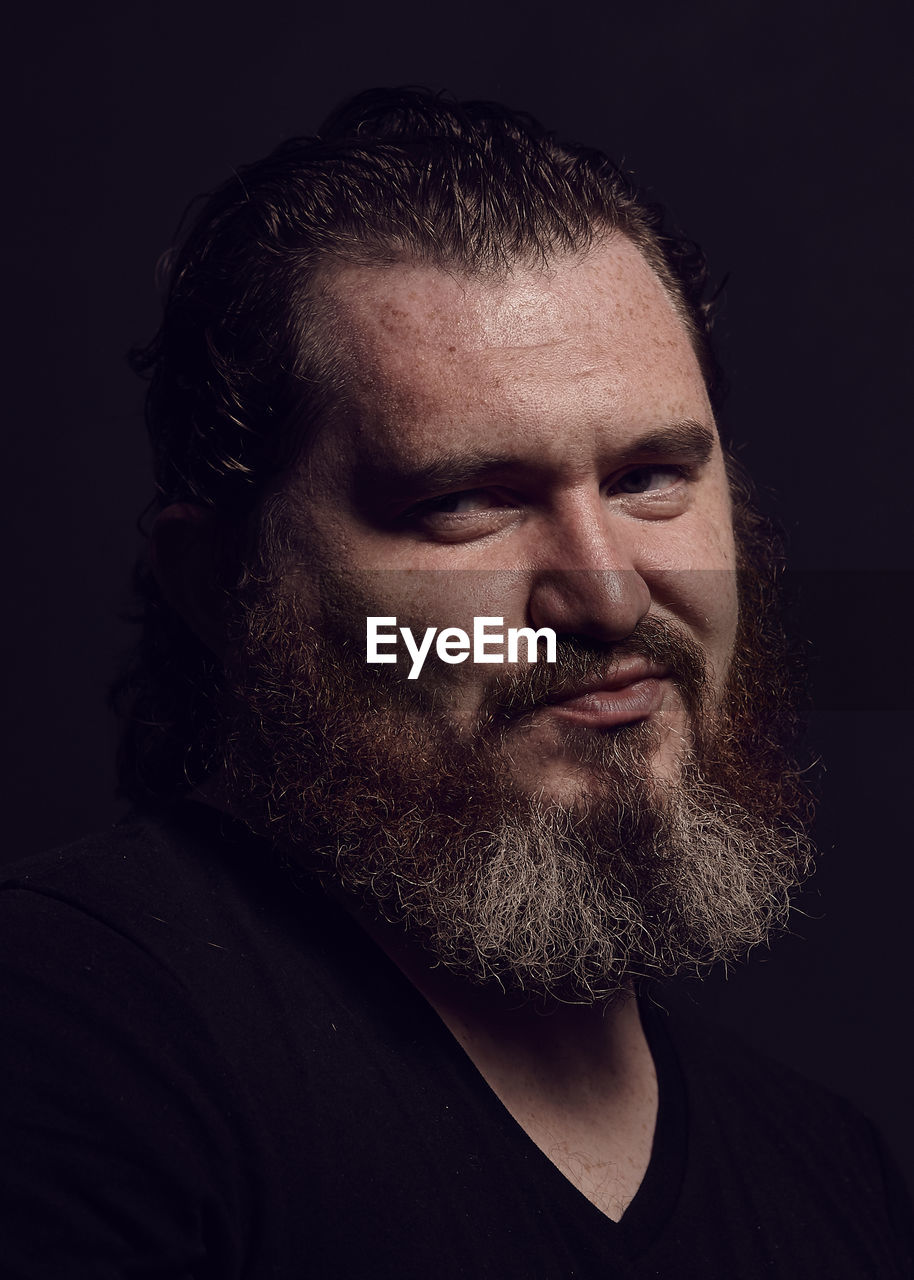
[1,88,910,1277]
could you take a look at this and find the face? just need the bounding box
[280,237,738,801]
[217,237,809,1003]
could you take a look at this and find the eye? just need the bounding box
[416,489,503,515]
[398,487,518,543]
[609,464,686,495]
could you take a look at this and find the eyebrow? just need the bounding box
[627,420,716,464]
[353,418,717,505]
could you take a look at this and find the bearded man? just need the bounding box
[1,89,910,1278]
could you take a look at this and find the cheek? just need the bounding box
[647,566,738,671]
[682,527,740,693]
[693,571,740,693]
[638,510,739,691]
[318,566,532,709]
[696,483,741,686]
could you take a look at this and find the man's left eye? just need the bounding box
[610,465,685,495]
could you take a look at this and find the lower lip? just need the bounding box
[542,678,666,728]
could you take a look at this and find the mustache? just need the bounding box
[475,615,709,727]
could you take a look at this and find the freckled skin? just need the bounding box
[289,237,738,799]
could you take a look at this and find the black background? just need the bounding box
[3,0,912,1189]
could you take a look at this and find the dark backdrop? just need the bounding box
[3,0,912,1188]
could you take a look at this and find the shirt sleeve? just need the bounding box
[0,885,247,1279]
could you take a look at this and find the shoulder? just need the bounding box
[0,806,354,1108]
[2,804,261,923]
[657,1000,869,1129]
[0,804,420,1080]
[0,805,324,984]
[652,998,880,1158]
[0,809,461,1276]
[648,998,913,1271]
[0,805,268,1067]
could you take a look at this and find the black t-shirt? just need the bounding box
[0,804,910,1278]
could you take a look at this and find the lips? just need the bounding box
[540,660,669,728]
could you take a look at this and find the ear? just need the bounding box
[151,504,228,657]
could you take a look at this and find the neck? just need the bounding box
[197,794,660,1219]
[355,903,659,1221]
[376,914,650,1089]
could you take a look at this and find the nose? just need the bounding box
[526,500,651,644]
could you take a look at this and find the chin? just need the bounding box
[645,737,688,785]
[507,734,683,810]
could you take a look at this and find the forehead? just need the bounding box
[315,237,710,465]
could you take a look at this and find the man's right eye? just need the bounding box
[397,488,519,541]
[413,490,502,515]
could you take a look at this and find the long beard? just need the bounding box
[215,560,813,1005]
